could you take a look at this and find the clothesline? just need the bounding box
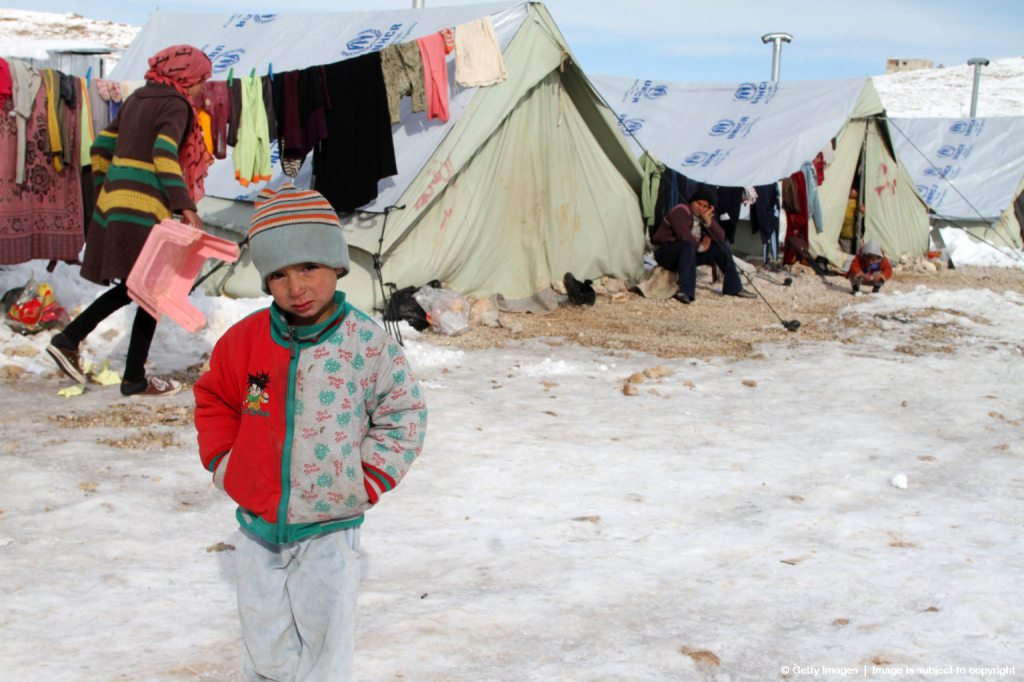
[0,14,510,266]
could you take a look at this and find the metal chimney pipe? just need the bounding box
[412,0,425,7]
[761,32,793,81]
[967,57,989,117]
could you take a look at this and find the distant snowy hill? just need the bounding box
[0,8,137,57]
[873,57,1024,117]
[1,7,1022,117]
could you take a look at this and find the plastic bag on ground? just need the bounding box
[2,279,70,335]
[413,285,470,336]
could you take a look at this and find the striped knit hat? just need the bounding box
[248,183,349,294]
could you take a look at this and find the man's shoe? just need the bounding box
[728,289,757,299]
[871,283,883,293]
[121,376,182,397]
[852,282,861,294]
[673,291,692,304]
[46,339,87,384]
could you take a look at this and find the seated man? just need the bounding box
[847,239,893,294]
[651,188,755,304]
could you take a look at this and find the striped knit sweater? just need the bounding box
[80,82,196,285]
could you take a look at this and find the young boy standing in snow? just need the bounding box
[194,183,427,681]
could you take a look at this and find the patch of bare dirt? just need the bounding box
[49,404,194,428]
[98,431,179,450]
[417,264,1024,360]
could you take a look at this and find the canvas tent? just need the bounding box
[888,116,1024,249]
[589,75,932,268]
[111,2,644,311]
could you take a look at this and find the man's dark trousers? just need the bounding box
[654,240,743,299]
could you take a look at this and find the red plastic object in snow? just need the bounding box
[127,219,240,333]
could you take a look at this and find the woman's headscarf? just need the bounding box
[145,45,213,203]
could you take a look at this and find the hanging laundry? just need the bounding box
[713,185,744,243]
[9,59,42,185]
[198,108,214,155]
[260,74,277,147]
[200,80,231,159]
[439,27,455,54]
[277,70,301,175]
[87,78,112,137]
[418,32,451,123]
[0,83,84,264]
[381,41,427,125]
[227,77,242,147]
[41,70,64,172]
[42,69,76,172]
[812,151,826,185]
[454,16,507,87]
[782,172,809,265]
[96,78,124,119]
[0,57,10,110]
[273,67,330,177]
[78,77,94,164]
[233,72,272,186]
[749,183,780,257]
[313,52,396,212]
[78,77,95,241]
[299,66,329,164]
[800,159,824,233]
[639,152,665,230]
[819,142,835,166]
[95,78,121,103]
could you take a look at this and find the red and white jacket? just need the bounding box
[194,293,427,545]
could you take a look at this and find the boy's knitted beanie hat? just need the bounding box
[248,182,349,294]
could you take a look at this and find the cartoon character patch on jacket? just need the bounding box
[244,371,271,416]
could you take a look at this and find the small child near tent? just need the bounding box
[847,239,893,294]
[193,182,428,680]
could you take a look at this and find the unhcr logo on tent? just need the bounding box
[681,149,729,169]
[937,144,971,160]
[204,44,245,74]
[625,80,668,104]
[923,165,960,180]
[733,81,778,105]
[341,24,414,56]
[949,119,986,137]
[709,117,755,139]
[617,114,644,135]
[916,183,946,207]
[223,14,277,29]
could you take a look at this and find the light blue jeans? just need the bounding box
[235,527,362,682]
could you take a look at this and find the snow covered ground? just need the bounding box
[1,234,1022,681]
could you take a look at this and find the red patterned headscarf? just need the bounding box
[145,45,213,203]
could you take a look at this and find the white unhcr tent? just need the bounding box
[112,2,644,310]
[590,75,931,267]
[889,116,1024,249]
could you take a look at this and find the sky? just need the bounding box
[1,0,1022,82]
[1,230,1022,681]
